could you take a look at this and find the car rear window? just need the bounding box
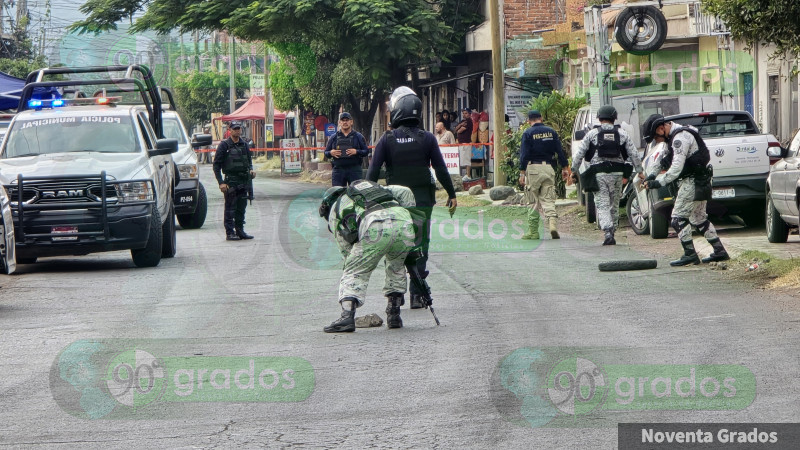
[669,113,759,138]
[2,115,140,158]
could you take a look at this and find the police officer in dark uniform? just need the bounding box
[324,112,370,186]
[518,110,570,239]
[366,86,457,310]
[213,121,256,241]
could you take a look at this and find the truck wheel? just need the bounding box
[161,201,177,258]
[615,6,668,55]
[177,183,207,229]
[649,204,669,239]
[586,192,596,224]
[131,206,163,268]
[599,259,658,272]
[0,221,13,274]
[766,193,789,243]
[626,192,649,235]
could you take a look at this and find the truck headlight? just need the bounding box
[115,182,153,203]
[178,163,198,179]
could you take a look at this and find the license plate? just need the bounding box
[52,226,78,241]
[177,194,194,204]
[712,188,735,199]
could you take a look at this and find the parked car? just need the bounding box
[627,111,780,239]
[0,65,178,267]
[766,129,800,242]
[158,88,211,229]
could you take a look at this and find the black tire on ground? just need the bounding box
[626,192,650,235]
[16,257,37,264]
[162,201,177,258]
[586,192,596,224]
[177,183,208,229]
[766,193,789,243]
[131,206,163,268]
[615,6,668,55]
[598,259,658,272]
[649,204,670,239]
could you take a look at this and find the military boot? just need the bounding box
[701,238,730,263]
[602,229,616,246]
[521,214,540,240]
[226,230,240,241]
[670,240,701,266]
[236,228,254,240]
[548,217,560,239]
[324,299,357,333]
[410,294,424,309]
[386,294,404,329]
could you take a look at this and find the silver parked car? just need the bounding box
[766,130,800,242]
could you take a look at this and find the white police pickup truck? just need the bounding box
[0,65,178,267]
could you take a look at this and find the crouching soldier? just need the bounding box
[318,180,418,332]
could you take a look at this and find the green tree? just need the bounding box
[501,91,586,195]
[703,0,800,59]
[172,70,249,128]
[0,56,48,79]
[69,0,484,133]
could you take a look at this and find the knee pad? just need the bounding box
[696,220,711,235]
[671,217,689,234]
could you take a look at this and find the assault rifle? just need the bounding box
[404,248,440,326]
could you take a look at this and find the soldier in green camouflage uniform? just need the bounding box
[319,182,417,332]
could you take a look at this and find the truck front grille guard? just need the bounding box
[13,171,156,243]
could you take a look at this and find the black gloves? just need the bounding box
[644,174,656,182]
[646,179,661,189]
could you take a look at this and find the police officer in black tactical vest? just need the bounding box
[213,121,256,241]
[324,112,370,187]
[366,86,457,310]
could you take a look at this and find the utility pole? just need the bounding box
[16,0,27,26]
[490,0,506,186]
[588,5,611,108]
[264,44,274,145]
[229,35,236,114]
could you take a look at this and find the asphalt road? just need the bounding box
[1,166,799,448]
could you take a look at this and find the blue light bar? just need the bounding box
[28,99,42,108]
[52,99,64,107]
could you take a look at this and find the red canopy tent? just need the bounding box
[215,95,286,136]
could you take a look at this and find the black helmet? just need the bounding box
[597,105,618,122]
[389,86,422,128]
[319,186,346,219]
[641,114,665,144]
